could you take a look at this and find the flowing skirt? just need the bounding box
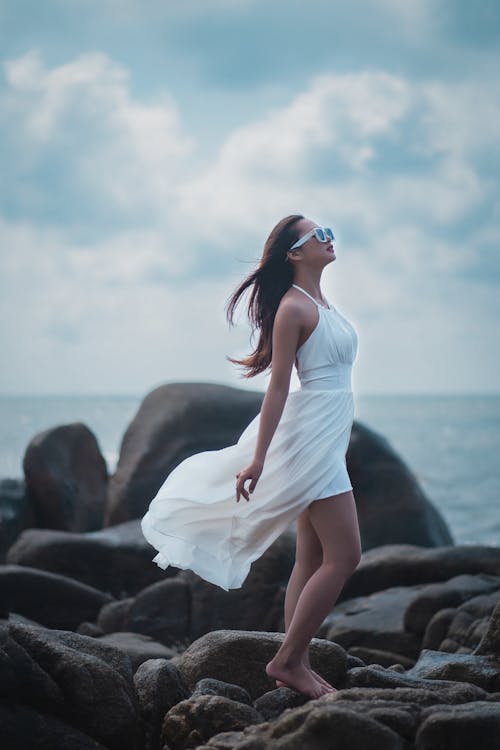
[140,388,355,591]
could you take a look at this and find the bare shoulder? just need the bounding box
[277,288,310,317]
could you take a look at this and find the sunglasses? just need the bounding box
[289,226,335,251]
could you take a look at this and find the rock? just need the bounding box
[105,382,263,526]
[162,694,264,750]
[123,576,191,647]
[0,703,109,750]
[95,631,176,671]
[475,599,500,657]
[319,584,424,659]
[77,621,105,637]
[199,693,407,749]
[22,422,108,532]
[347,420,453,548]
[6,519,170,597]
[134,658,189,750]
[1,621,142,750]
[415,700,500,749]
[183,528,295,641]
[253,686,308,720]
[176,630,348,700]
[96,597,135,633]
[348,647,416,669]
[423,590,500,653]
[403,574,500,635]
[345,664,489,701]
[0,477,35,563]
[405,648,500,692]
[192,678,252,705]
[0,564,113,629]
[340,544,500,602]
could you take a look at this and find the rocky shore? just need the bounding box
[1,382,499,749]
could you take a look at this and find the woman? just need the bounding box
[141,214,362,699]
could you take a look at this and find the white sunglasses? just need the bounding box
[289,226,335,251]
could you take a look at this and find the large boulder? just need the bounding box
[0,620,142,750]
[104,382,263,526]
[347,421,453,548]
[0,564,113,629]
[174,630,348,701]
[22,422,108,532]
[0,477,35,562]
[6,519,169,597]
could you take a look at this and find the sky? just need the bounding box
[1,0,499,396]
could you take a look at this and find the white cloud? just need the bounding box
[1,51,499,394]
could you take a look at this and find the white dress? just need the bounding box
[140,283,359,591]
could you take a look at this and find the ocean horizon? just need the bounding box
[1,391,499,548]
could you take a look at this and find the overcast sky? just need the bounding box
[1,0,499,397]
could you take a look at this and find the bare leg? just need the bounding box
[276,509,333,690]
[266,490,362,699]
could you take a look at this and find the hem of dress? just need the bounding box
[314,482,353,501]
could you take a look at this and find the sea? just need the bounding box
[0,394,499,548]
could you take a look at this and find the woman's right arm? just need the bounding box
[236,301,304,502]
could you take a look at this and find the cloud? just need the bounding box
[2,49,195,224]
[1,49,499,394]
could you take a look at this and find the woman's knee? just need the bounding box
[323,540,361,578]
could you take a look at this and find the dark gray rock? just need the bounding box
[175,629,348,701]
[0,703,109,750]
[345,663,489,701]
[96,596,134,632]
[198,693,407,749]
[423,590,500,653]
[405,648,500,692]
[134,658,190,750]
[320,584,424,658]
[475,599,500,657]
[22,422,108,531]
[416,700,500,749]
[347,420,453,548]
[348,646,416,669]
[0,477,35,563]
[0,564,113,629]
[105,382,263,526]
[340,544,500,602]
[162,694,264,750]
[192,678,252,705]
[253,685,308,720]
[403,574,500,635]
[2,621,141,750]
[6,519,170,597]
[124,576,191,647]
[95,631,175,671]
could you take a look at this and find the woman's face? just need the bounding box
[289,217,336,265]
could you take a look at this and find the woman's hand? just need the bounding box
[235,459,264,502]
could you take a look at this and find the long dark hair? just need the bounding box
[225,214,304,378]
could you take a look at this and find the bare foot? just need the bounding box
[266,657,330,699]
[276,666,336,692]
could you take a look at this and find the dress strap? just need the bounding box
[291,284,330,310]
